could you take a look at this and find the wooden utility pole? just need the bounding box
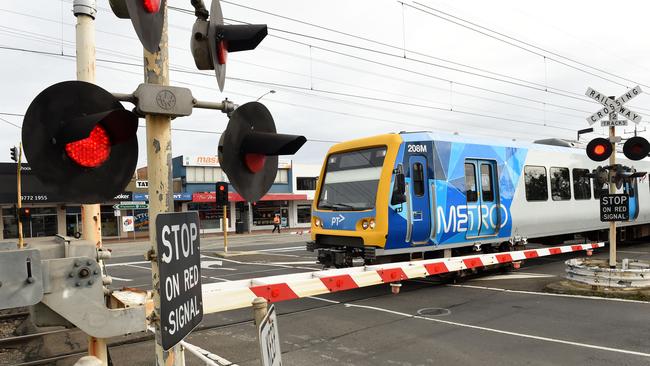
[72,0,109,364]
[141,4,184,365]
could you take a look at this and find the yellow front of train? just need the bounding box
[308,134,403,267]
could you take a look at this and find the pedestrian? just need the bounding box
[272,214,281,233]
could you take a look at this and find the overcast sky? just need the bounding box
[1,0,650,168]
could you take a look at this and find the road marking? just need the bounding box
[447,284,650,304]
[110,276,133,282]
[264,261,318,265]
[202,254,319,271]
[258,246,305,252]
[106,260,150,267]
[344,303,650,358]
[124,264,152,271]
[472,272,556,281]
[309,296,341,304]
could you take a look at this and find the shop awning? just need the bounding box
[191,192,308,203]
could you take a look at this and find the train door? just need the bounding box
[408,155,431,243]
[624,179,639,220]
[465,159,499,238]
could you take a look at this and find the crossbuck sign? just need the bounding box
[586,86,643,126]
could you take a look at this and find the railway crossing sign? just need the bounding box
[600,194,629,222]
[155,212,203,350]
[586,86,643,126]
[258,304,282,366]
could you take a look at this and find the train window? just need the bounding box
[550,167,571,201]
[480,164,494,202]
[465,163,478,202]
[524,165,548,201]
[412,163,425,197]
[572,169,591,200]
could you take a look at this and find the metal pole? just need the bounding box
[142,5,184,365]
[223,205,228,253]
[247,202,253,234]
[73,1,109,364]
[609,125,617,268]
[16,142,23,249]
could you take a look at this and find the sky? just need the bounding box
[1,0,650,168]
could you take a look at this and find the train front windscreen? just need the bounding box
[317,146,387,211]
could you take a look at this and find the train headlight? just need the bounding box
[369,219,376,229]
[361,220,369,230]
[314,217,321,227]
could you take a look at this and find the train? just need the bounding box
[307,131,650,268]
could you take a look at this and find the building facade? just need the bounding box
[0,158,321,240]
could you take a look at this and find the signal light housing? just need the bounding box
[109,0,166,52]
[190,0,267,91]
[586,138,613,161]
[218,102,306,202]
[22,81,139,204]
[18,207,31,220]
[623,136,650,161]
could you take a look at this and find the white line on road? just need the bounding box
[472,272,556,281]
[110,276,133,282]
[344,303,650,358]
[106,260,150,267]
[124,264,152,271]
[258,246,306,252]
[447,284,650,304]
[264,261,318,265]
[617,250,649,255]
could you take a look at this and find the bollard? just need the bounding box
[252,297,268,330]
[390,282,402,294]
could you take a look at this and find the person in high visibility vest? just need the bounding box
[272,214,281,233]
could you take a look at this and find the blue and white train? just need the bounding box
[308,131,650,268]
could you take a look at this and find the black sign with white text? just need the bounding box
[600,194,629,222]
[156,212,203,350]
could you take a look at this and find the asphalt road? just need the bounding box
[102,237,650,366]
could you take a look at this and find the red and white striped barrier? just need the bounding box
[202,242,604,314]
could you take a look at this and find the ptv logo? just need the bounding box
[331,214,346,226]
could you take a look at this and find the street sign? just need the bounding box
[114,209,121,217]
[136,180,149,188]
[600,194,629,221]
[156,212,203,350]
[122,216,135,232]
[601,120,627,127]
[258,304,282,366]
[586,86,643,125]
[113,203,149,210]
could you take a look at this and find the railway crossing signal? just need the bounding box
[586,138,613,161]
[109,0,166,52]
[218,102,306,202]
[190,0,267,91]
[21,81,139,204]
[622,136,650,161]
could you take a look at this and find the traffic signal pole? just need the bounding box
[72,1,109,364]
[223,205,228,253]
[608,125,617,268]
[141,5,184,365]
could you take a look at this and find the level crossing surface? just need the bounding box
[101,238,650,366]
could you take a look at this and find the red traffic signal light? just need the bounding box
[623,136,650,161]
[19,207,31,219]
[586,138,613,161]
[190,0,267,91]
[22,81,139,204]
[216,181,228,206]
[109,0,166,52]
[218,102,306,202]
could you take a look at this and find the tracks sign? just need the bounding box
[156,212,203,350]
[259,304,282,366]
